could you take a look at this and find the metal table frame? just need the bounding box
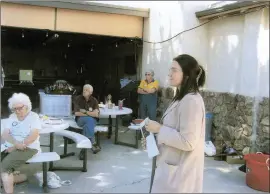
[47,132,88,172]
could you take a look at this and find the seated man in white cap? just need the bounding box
[137,69,159,121]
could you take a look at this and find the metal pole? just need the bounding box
[149,156,157,193]
[149,134,157,193]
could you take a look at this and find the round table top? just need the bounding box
[99,106,132,116]
[40,122,69,134]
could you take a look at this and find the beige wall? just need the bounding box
[141,1,269,97]
[1,2,55,30]
[1,2,143,38]
[56,9,143,38]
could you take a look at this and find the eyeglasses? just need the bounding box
[145,74,151,76]
[11,105,25,112]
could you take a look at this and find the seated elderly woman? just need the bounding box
[74,84,100,159]
[1,93,41,194]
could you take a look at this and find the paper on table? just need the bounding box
[146,132,160,158]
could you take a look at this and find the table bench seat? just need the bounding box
[1,147,60,193]
[27,152,60,163]
[54,130,92,149]
[65,119,108,148]
[50,129,92,172]
[28,152,60,193]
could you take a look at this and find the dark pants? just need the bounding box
[139,94,157,121]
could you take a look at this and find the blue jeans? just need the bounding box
[139,94,157,121]
[76,116,97,142]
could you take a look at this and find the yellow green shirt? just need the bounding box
[138,79,159,90]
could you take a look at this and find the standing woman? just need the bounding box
[137,70,159,121]
[146,54,206,193]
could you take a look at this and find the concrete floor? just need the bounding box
[10,127,266,193]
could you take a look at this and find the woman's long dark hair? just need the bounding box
[173,54,206,101]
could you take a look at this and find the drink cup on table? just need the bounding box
[118,100,123,110]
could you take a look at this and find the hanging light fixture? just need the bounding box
[90,44,94,52]
[21,32,24,38]
[115,42,118,48]
[46,32,49,37]
[67,43,70,48]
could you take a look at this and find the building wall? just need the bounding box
[137,1,269,153]
[207,8,269,97]
[140,1,269,98]
[142,1,211,88]
[1,2,144,38]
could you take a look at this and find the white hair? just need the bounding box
[8,93,32,112]
[146,69,155,76]
[83,84,93,92]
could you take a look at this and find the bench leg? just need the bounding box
[82,148,87,172]
[42,162,49,193]
[135,130,139,149]
[49,148,89,172]
[95,132,101,148]
[107,115,112,139]
[114,123,139,149]
[49,133,54,171]
[60,137,75,159]
[114,116,119,144]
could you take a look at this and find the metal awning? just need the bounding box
[195,1,269,20]
[2,0,150,18]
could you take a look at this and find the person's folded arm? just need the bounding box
[148,81,159,94]
[148,87,157,94]
[157,97,203,151]
[75,112,87,116]
[137,80,148,94]
[86,109,99,118]
[2,128,17,145]
[24,129,39,146]
[74,97,87,116]
[137,88,148,94]
[24,113,42,146]
[87,98,100,118]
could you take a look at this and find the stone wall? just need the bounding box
[156,87,175,119]
[157,87,269,154]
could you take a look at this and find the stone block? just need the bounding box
[157,89,269,153]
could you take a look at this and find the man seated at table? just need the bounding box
[74,84,101,158]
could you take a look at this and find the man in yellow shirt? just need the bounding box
[137,69,159,121]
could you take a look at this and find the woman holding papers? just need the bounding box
[145,54,206,193]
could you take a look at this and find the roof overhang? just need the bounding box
[1,0,150,18]
[195,1,269,20]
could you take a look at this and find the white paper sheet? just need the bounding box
[138,117,159,158]
[146,133,160,158]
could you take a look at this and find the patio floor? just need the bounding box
[11,127,265,193]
